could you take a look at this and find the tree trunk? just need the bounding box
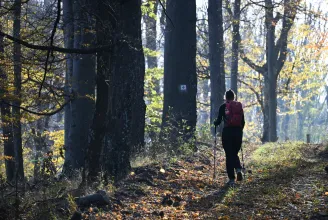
[63,0,74,166]
[208,0,225,134]
[161,0,197,146]
[86,0,114,182]
[64,0,96,174]
[105,0,146,181]
[230,0,241,96]
[262,75,270,143]
[143,0,159,147]
[12,0,24,181]
[32,119,46,180]
[265,0,278,142]
[0,27,15,181]
[145,0,158,70]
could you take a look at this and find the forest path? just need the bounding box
[80,143,328,219]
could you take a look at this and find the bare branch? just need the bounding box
[239,51,266,74]
[0,31,111,54]
[238,79,264,113]
[39,0,62,97]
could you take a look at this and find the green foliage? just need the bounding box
[145,67,163,135]
[251,142,305,168]
[141,0,158,18]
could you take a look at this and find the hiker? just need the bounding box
[214,89,245,186]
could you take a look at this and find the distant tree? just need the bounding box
[240,0,299,142]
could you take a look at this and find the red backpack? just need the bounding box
[225,101,243,127]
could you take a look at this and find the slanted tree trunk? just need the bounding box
[62,0,74,164]
[230,0,241,96]
[0,25,15,181]
[64,0,96,174]
[208,0,225,134]
[12,0,24,181]
[104,0,146,181]
[161,0,197,146]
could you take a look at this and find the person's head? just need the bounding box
[225,89,235,101]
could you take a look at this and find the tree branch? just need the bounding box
[275,0,299,77]
[1,99,70,116]
[39,0,61,97]
[238,79,264,113]
[239,51,266,74]
[0,31,111,54]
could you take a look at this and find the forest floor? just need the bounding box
[4,142,328,220]
[78,142,328,220]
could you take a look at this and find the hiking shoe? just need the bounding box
[226,179,235,187]
[237,171,243,181]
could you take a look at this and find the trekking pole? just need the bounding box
[241,144,246,174]
[213,126,217,180]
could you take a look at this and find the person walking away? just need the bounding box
[214,89,245,186]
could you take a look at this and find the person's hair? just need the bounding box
[225,89,235,101]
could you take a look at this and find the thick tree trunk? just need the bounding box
[0,28,15,181]
[86,0,114,182]
[62,0,74,163]
[64,0,96,174]
[230,0,241,96]
[12,0,24,181]
[105,0,145,181]
[162,0,197,146]
[208,0,225,134]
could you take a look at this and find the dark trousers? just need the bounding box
[222,127,243,180]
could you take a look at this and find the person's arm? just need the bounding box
[214,105,224,126]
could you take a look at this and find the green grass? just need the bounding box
[251,141,306,169]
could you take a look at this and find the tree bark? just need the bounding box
[105,0,146,181]
[161,0,197,146]
[12,0,24,181]
[86,0,115,182]
[0,26,15,181]
[62,0,74,171]
[208,0,225,134]
[64,0,96,174]
[230,0,241,96]
[265,0,278,142]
